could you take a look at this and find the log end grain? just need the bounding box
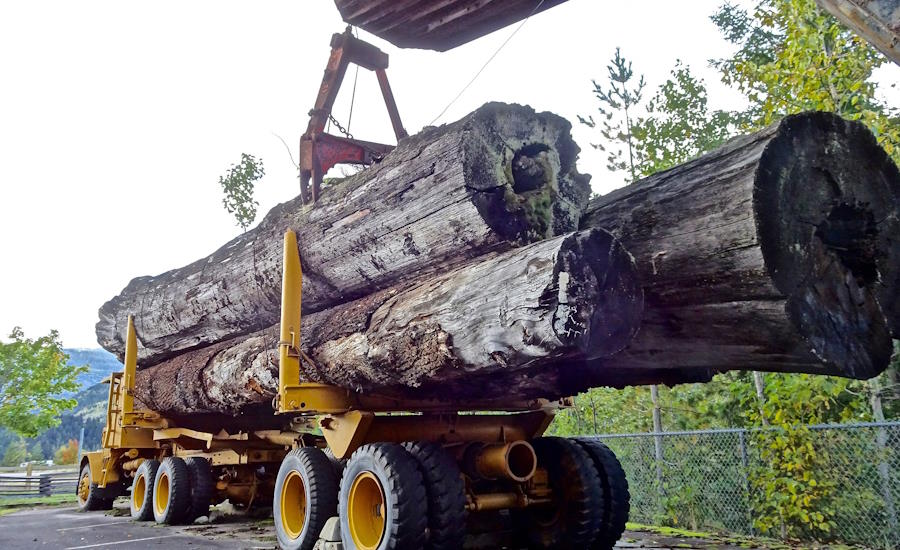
[755,112,900,378]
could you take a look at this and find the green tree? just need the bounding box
[631,62,736,175]
[711,0,900,163]
[0,328,85,438]
[1,438,27,467]
[27,440,44,461]
[579,47,646,181]
[220,153,265,231]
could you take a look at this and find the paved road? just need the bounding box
[0,506,270,550]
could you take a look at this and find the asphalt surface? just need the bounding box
[0,506,270,550]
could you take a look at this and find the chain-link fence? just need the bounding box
[588,422,900,549]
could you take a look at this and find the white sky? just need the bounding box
[1,0,897,348]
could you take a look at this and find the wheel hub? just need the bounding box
[348,471,386,550]
[280,470,308,540]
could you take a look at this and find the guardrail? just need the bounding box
[0,473,78,498]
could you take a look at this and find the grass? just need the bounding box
[0,494,77,516]
[626,522,863,550]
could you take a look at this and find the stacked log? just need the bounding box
[580,112,900,387]
[97,103,592,366]
[97,105,900,417]
[134,229,643,414]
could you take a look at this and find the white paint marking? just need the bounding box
[56,520,131,532]
[65,534,178,549]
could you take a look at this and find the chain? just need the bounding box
[328,114,354,140]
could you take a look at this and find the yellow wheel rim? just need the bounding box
[154,472,170,517]
[348,471,386,550]
[280,470,308,540]
[133,473,146,510]
[77,473,90,505]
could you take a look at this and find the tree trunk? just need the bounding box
[133,228,643,415]
[581,111,900,383]
[97,102,592,367]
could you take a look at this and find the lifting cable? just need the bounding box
[427,0,547,126]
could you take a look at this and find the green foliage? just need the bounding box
[581,51,735,183]
[219,153,265,231]
[1,438,26,467]
[26,440,44,461]
[711,0,900,164]
[579,47,646,180]
[0,328,85,438]
[631,62,736,176]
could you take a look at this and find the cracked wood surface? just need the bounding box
[97,103,592,366]
[582,112,900,382]
[133,229,643,414]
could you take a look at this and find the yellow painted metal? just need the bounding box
[153,427,214,448]
[122,315,137,414]
[280,471,307,540]
[320,410,555,459]
[77,470,90,506]
[473,441,537,482]
[278,229,302,412]
[348,471,386,550]
[154,470,170,517]
[133,468,149,511]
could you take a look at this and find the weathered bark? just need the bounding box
[98,102,592,366]
[581,111,900,382]
[133,229,643,414]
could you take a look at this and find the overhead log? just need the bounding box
[581,111,900,383]
[132,229,643,415]
[97,103,592,367]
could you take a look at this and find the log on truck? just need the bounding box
[133,228,644,415]
[96,102,592,368]
[581,111,900,385]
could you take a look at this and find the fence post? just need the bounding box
[739,429,755,536]
[650,385,665,504]
[39,474,51,497]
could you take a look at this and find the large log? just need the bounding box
[133,229,643,415]
[98,103,592,366]
[581,112,900,383]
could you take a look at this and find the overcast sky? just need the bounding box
[1,0,898,349]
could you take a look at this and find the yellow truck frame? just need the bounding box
[79,230,631,550]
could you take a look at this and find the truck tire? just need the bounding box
[402,441,467,550]
[515,437,603,548]
[274,448,340,550]
[131,459,159,521]
[153,457,191,524]
[76,464,113,512]
[184,457,214,522]
[323,447,346,481]
[575,438,631,549]
[339,443,427,550]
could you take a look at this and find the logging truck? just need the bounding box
[78,229,631,550]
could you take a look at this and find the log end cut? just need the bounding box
[755,111,900,379]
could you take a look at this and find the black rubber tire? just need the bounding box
[323,447,346,482]
[184,457,214,522]
[76,464,113,512]
[339,443,427,550]
[517,437,604,548]
[153,457,191,524]
[575,438,631,550]
[273,448,340,550]
[130,459,159,521]
[402,441,467,550]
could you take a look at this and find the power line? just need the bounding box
[427,0,546,126]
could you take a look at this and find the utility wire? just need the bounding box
[427,0,546,126]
